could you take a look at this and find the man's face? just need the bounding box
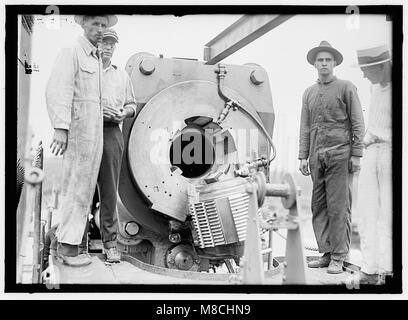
[314,51,336,76]
[101,38,116,60]
[360,64,383,84]
[82,16,108,46]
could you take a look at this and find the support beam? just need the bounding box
[204,14,294,65]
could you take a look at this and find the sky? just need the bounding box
[27,13,392,172]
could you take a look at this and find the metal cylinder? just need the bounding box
[266,183,290,197]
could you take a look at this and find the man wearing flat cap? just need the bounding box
[91,28,137,263]
[355,45,392,284]
[46,14,117,267]
[298,41,365,273]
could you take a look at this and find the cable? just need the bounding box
[216,64,277,163]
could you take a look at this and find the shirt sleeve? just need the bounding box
[45,47,76,130]
[345,82,365,157]
[298,90,310,160]
[123,73,137,117]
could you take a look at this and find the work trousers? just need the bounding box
[54,222,89,256]
[97,124,124,249]
[357,142,392,275]
[309,148,352,261]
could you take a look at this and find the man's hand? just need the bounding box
[299,159,310,176]
[111,107,134,123]
[349,156,361,173]
[103,105,120,121]
[50,128,68,156]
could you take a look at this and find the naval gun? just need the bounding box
[116,52,279,273]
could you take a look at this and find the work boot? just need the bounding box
[56,252,92,267]
[327,259,344,274]
[307,253,331,268]
[105,247,121,263]
[359,271,380,285]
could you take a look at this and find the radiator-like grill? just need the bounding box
[189,177,249,249]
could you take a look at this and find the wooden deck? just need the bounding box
[48,253,358,286]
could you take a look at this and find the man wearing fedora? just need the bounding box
[298,41,365,274]
[92,28,137,263]
[355,45,392,284]
[46,14,118,267]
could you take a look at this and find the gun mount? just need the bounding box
[117,53,277,272]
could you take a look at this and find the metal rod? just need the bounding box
[39,220,46,282]
[47,186,59,231]
[47,206,53,232]
[32,141,43,283]
[17,178,36,283]
[16,14,34,282]
[267,229,274,270]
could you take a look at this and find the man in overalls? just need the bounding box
[46,15,118,267]
[298,41,365,274]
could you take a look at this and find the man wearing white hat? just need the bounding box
[299,41,365,274]
[91,28,137,263]
[46,14,117,267]
[355,45,392,284]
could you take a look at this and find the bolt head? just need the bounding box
[250,69,265,85]
[139,58,155,75]
[124,221,140,236]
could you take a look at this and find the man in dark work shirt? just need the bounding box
[298,41,365,274]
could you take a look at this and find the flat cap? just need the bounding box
[103,28,119,43]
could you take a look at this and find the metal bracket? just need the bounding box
[204,15,295,65]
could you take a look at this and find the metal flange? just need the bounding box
[280,173,297,209]
[253,171,267,207]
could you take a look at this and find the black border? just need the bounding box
[5,4,403,294]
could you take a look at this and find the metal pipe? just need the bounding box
[267,230,274,270]
[32,141,43,283]
[215,64,277,163]
[47,187,59,231]
[17,177,35,283]
[39,220,46,282]
[17,166,44,283]
[47,206,53,232]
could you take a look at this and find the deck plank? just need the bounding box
[51,255,118,284]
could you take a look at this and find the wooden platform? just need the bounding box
[48,254,357,286]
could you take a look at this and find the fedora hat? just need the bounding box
[74,15,118,28]
[307,40,343,66]
[103,28,119,43]
[354,45,391,67]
